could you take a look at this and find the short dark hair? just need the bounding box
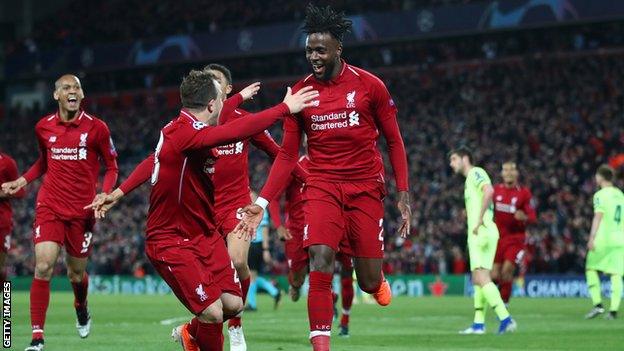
[303,4,352,42]
[448,146,473,163]
[502,160,517,167]
[597,164,614,182]
[204,63,232,85]
[179,70,218,110]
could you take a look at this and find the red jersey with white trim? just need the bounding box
[144,105,290,242]
[0,152,25,233]
[23,111,118,219]
[493,184,536,238]
[214,98,280,211]
[259,62,408,201]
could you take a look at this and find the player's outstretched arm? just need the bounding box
[0,158,26,199]
[219,82,261,124]
[191,86,317,150]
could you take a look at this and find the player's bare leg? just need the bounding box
[338,260,354,337]
[66,255,90,338]
[353,257,390,306]
[308,245,336,351]
[472,268,516,334]
[26,242,61,351]
[499,260,516,304]
[225,233,251,351]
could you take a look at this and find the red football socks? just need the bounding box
[340,277,354,326]
[196,321,224,351]
[227,276,250,328]
[308,271,333,336]
[30,278,50,340]
[71,273,89,310]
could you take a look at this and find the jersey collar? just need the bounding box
[55,110,85,126]
[180,109,199,123]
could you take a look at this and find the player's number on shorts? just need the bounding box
[80,232,93,254]
[151,131,164,185]
[231,261,240,284]
[615,205,622,225]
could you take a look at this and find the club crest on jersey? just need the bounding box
[79,133,88,147]
[346,90,356,108]
[49,136,57,143]
[195,284,208,302]
[193,121,208,130]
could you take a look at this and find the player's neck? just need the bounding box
[504,182,517,188]
[600,182,613,189]
[463,165,473,177]
[59,108,79,122]
[328,59,344,81]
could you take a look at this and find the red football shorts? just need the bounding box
[32,207,95,258]
[215,202,248,238]
[285,222,308,273]
[146,233,241,315]
[494,235,526,265]
[302,180,386,258]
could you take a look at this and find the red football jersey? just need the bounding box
[136,105,289,242]
[22,111,118,219]
[0,152,25,233]
[493,184,536,238]
[214,96,281,211]
[260,61,408,201]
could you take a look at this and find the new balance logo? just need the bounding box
[48,136,57,143]
[346,91,356,108]
[196,284,208,302]
[348,111,360,126]
[311,100,320,107]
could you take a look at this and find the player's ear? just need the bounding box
[336,43,343,59]
[53,89,59,101]
[78,87,85,99]
[226,84,233,95]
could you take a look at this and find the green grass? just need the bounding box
[7,292,622,350]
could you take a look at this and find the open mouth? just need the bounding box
[312,63,325,76]
[67,96,79,108]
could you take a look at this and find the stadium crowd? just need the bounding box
[6,0,474,55]
[2,45,622,278]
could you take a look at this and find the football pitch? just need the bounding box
[7,292,622,350]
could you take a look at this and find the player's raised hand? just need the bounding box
[397,191,412,238]
[234,204,264,241]
[239,82,261,101]
[277,225,292,241]
[282,86,319,114]
[1,176,27,195]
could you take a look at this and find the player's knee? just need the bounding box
[358,278,382,294]
[222,298,244,319]
[198,303,224,323]
[309,249,334,273]
[34,261,54,279]
[67,268,85,282]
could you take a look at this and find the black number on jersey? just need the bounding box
[615,205,622,225]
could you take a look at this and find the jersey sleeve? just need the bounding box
[370,77,409,191]
[219,93,244,125]
[523,188,537,223]
[258,115,302,202]
[471,168,491,190]
[267,200,282,228]
[118,154,153,195]
[593,192,606,214]
[4,157,25,199]
[95,121,119,193]
[22,127,48,183]
[177,103,290,151]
